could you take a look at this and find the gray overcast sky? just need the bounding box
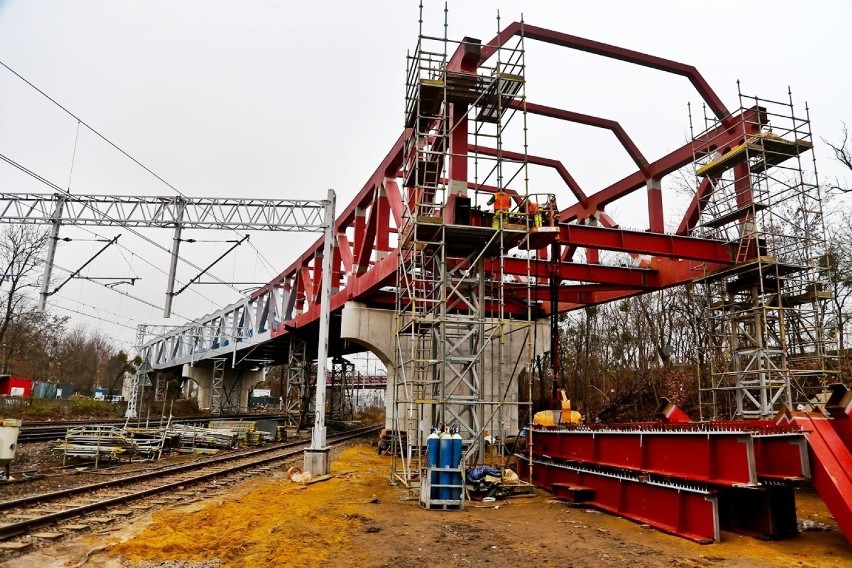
[1,0,850,351]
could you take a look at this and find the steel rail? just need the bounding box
[0,425,381,540]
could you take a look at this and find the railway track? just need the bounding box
[0,425,381,549]
[16,413,292,443]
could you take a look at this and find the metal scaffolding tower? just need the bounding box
[691,88,838,419]
[209,358,227,416]
[392,11,535,488]
[329,357,355,421]
[283,339,308,426]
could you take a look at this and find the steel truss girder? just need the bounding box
[0,193,327,230]
[142,291,287,369]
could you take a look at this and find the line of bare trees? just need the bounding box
[0,225,138,394]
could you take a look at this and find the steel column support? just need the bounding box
[305,189,336,476]
[210,358,226,416]
[647,177,663,232]
[38,196,65,311]
[163,199,185,318]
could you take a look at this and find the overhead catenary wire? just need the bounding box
[0,149,244,298]
[52,302,138,333]
[51,261,191,319]
[73,225,221,308]
[0,59,279,278]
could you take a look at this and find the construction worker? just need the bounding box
[487,190,510,229]
[526,199,542,229]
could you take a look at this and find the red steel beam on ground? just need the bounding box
[560,224,734,263]
[518,456,719,543]
[531,428,757,486]
[752,433,811,481]
[788,412,852,544]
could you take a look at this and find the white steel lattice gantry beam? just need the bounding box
[0,193,327,230]
[0,192,328,315]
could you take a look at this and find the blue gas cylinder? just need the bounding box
[426,429,440,499]
[438,429,453,500]
[450,429,463,500]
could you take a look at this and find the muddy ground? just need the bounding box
[1,443,849,568]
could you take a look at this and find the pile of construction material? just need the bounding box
[52,419,273,462]
[208,420,273,446]
[52,426,138,463]
[169,423,240,453]
[125,426,180,459]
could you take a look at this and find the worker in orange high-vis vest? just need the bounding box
[526,199,542,228]
[488,190,510,229]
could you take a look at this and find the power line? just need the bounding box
[0,150,243,297]
[51,261,191,319]
[73,225,222,309]
[52,301,140,333]
[54,293,144,325]
[0,59,279,278]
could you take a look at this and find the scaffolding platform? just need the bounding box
[691,90,837,420]
[400,218,528,256]
[702,203,768,229]
[694,256,806,283]
[696,132,813,178]
[519,226,560,250]
[392,14,533,489]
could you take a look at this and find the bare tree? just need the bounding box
[824,218,852,352]
[0,225,48,373]
[824,123,852,193]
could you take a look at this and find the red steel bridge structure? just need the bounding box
[137,21,851,543]
[143,23,746,369]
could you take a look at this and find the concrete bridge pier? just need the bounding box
[341,301,550,446]
[182,363,266,412]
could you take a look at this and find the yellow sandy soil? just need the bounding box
[103,445,851,568]
[110,446,384,568]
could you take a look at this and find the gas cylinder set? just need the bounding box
[425,425,463,502]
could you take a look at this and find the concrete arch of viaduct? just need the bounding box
[181,364,266,412]
[340,301,551,438]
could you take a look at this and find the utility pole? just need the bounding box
[304,188,336,476]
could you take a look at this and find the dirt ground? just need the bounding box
[2,444,850,568]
